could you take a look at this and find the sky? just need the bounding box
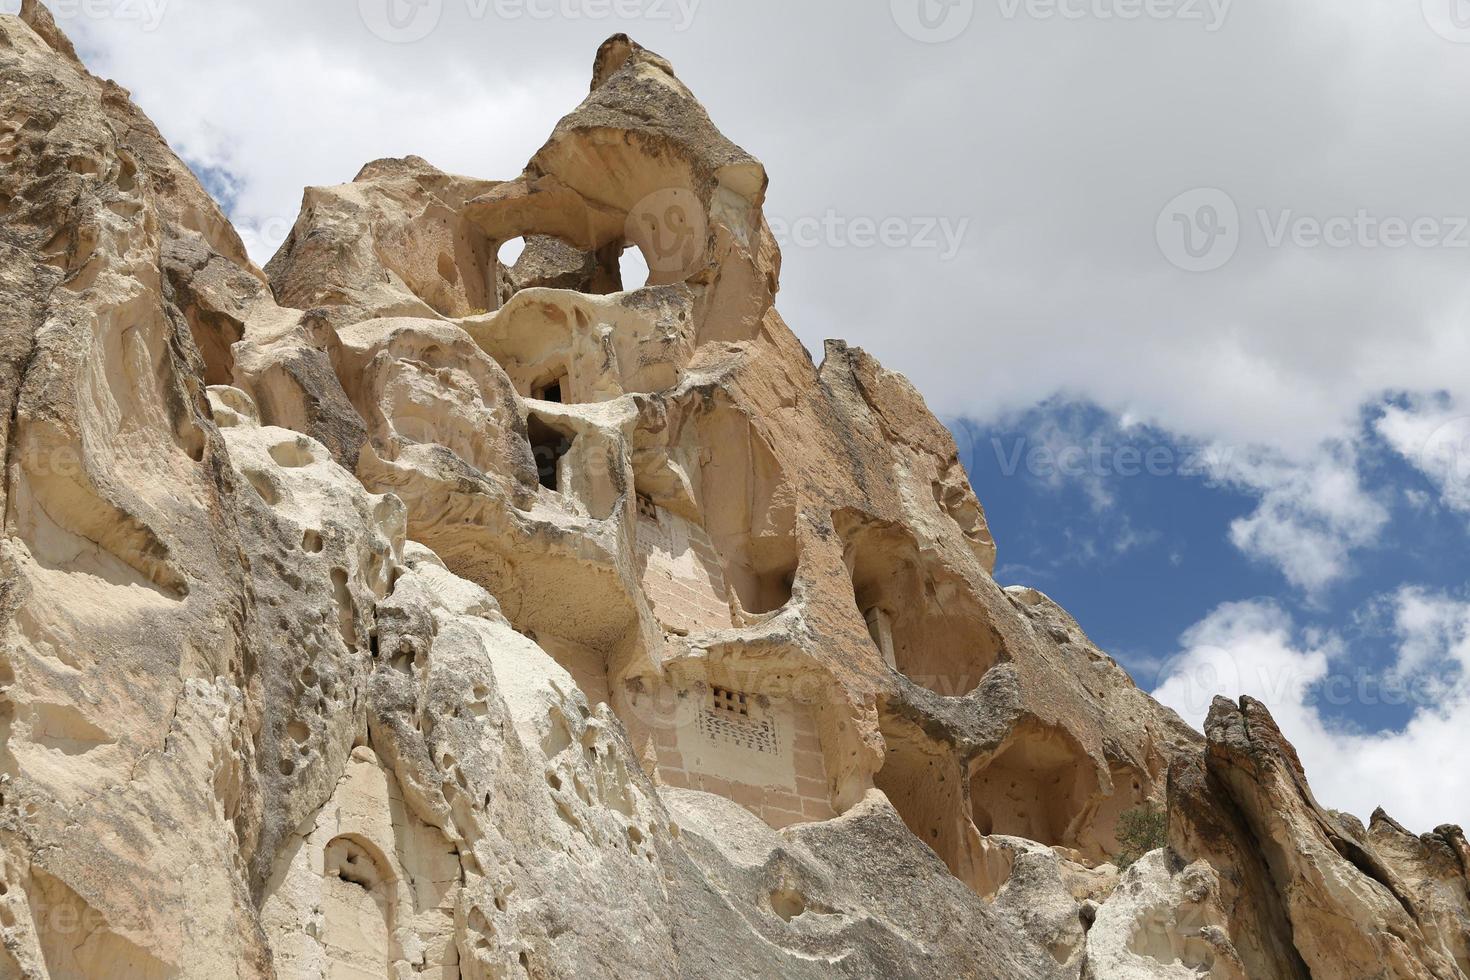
[19,0,1470,831]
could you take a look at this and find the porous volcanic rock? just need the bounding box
[0,5,1464,978]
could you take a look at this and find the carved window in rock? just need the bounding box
[698,687,780,756]
[837,509,1005,698]
[526,414,573,492]
[533,374,566,404]
[321,836,394,978]
[711,685,750,718]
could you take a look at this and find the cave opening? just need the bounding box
[527,414,573,492]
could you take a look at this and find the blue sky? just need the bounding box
[955,399,1470,725]
[952,400,1470,827]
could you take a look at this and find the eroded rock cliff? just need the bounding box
[0,4,1465,977]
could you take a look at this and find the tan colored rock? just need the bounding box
[1190,696,1466,978]
[1,6,1466,979]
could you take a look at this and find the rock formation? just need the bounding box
[0,3,1465,977]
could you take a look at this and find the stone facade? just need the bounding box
[635,502,733,633]
[651,686,834,829]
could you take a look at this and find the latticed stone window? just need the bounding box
[711,686,750,718]
[699,686,780,754]
[636,494,660,522]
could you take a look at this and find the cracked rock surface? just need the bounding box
[0,5,1465,978]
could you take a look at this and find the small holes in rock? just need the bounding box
[301,530,324,553]
[268,439,315,468]
[243,468,280,505]
[769,888,807,922]
[279,758,295,776]
[391,643,415,674]
[546,772,562,791]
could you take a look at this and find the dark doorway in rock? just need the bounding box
[527,414,573,491]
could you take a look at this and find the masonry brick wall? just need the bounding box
[652,690,835,829]
[635,507,733,633]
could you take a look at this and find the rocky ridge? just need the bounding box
[0,3,1465,977]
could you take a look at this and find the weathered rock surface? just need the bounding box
[0,4,1464,977]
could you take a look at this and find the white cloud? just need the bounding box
[1203,442,1388,594]
[47,0,589,261]
[1154,594,1470,832]
[25,0,1470,466]
[1377,395,1470,517]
